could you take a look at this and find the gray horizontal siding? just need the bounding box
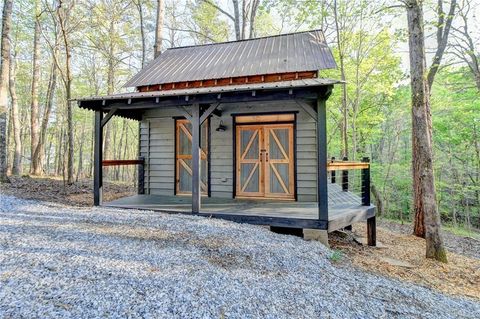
[141,100,319,201]
[140,118,175,196]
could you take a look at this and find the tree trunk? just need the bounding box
[111,120,118,180]
[65,40,74,185]
[9,54,21,175]
[427,0,456,90]
[6,105,12,174]
[46,130,54,174]
[333,0,348,158]
[0,0,13,182]
[55,125,63,175]
[30,5,41,175]
[232,0,241,40]
[122,120,128,181]
[406,0,447,263]
[32,60,57,175]
[371,184,384,217]
[154,0,165,58]
[249,0,260,38]
[57,0,74,184]
[103,19,116,162]
[103,62,114,162]
[115,119,126,180]
[89,117,94,177]
[134,0,146,67]
[240,0,247,39]
[76,112,87,181]
[473,121,480,206]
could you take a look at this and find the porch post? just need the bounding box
[191,103,201,213]
[316,95,328,222]
[94,110,103,206]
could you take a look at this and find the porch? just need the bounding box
[105,181,375,233]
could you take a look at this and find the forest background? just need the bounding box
[1,0,479,233]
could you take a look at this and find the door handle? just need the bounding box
[260,149,266,162]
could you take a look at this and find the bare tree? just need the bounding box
[55,0,75,184]
[249,0,260,38]
[0,0,13,182]
[411,0,456,237]
[426,0,457,90]
[34,18,59,177]
[133,0,146,67]
[451,0,480,91]
[406,0,447,262]
[201,0,260,40]
[30,1,42,175]
[154,0,165,58]
[9,51,21,175]
[232,0,241,39]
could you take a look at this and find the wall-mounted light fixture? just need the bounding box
[216,120,227,132]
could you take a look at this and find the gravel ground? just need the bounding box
[1,195,479,319]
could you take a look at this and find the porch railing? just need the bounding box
[102,156,145,194]
[327,157,371,206]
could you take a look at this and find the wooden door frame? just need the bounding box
[232,111,297,201]
[174,117,211,196]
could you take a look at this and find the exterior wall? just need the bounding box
[140,100,318,201]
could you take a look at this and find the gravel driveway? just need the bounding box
[1,195,479,318]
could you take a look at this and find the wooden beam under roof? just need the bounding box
[137,71,318,93]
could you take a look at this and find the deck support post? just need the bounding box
[138,156,145,195]
[316,90,330,224]
[94,110,103,206]
[363,157,375,246]
[191,103,201,213]
[330,157,336,183]
[342,156,349,191]
[361,157,371,206]
[367,216,376,246]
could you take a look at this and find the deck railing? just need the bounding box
[102,157,145,194]
[327,157,371,206]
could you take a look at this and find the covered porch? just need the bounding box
[77,79,376,246]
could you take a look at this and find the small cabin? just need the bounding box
[77,30,376,245]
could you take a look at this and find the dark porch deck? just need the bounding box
[105,184,375,232]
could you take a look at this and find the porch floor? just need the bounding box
[105,184,375,232]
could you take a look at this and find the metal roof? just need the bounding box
[77,78,340,102]
[124,30,336,88]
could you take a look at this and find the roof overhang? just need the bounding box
[76,78,341,121]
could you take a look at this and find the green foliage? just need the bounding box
[326,28,403,157]
[252,9,279,37]
[190,0,229,44]
[329,250,344,263]
[287,0,479,230]
[430,67,480,229]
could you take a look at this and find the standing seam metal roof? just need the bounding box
[124,30,336,88]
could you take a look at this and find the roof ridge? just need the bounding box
[167,29,325,51]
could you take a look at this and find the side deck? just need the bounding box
[105,183,375,232]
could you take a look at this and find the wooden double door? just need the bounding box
[236,123,295,200]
